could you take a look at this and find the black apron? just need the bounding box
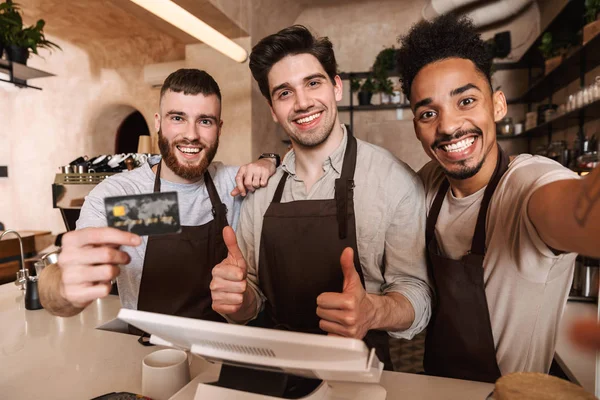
[257,132,393,371]
[424,146,509,383]
[135,162,228,322]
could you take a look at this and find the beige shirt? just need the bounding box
[237,126,431,339]
[419,154,579,375]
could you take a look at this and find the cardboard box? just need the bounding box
[545,56,563,75]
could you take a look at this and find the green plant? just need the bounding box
[374,76,394,95]
[350,76,361,93]
[585,0,600,24]
[360,76,376,93]
[372,47,397,76]
[0,0,60,56]
[538,32,556,59]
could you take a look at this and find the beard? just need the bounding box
[287,109,335,148]
[157,129,219,181]
[432,127,485,180]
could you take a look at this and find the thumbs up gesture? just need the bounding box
[210,226,249,315]
[316,247,375,339]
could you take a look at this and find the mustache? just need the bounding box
[431,127,483,150]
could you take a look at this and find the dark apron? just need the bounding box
[423,147,509,383]
[257,132,393,371]
[135,162,228,322]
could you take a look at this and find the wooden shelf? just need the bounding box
[339,103,410,111]
[517,33,600,104]
[498,98,600,140]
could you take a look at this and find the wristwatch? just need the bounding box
[259,153,281,168]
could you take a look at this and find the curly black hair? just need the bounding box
[397,14,492,99]
[249,25,338,104]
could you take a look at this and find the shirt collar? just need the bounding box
[281,124,348,177]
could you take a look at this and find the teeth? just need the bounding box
[177,146,200,154]
[295,112,321,124]
[442,137,475,153]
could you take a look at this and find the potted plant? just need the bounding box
[538,32,562,75]
[0,0,60,65]
[584,0,600,44]
[358,76,375,106]
[372,46,398,77]
[375,76,394,104]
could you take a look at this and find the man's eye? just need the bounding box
[171,116,183,122]
[460,98,475,106]
[309,80,320,87]
[199,119,212,126]
[420,111,435,120]
[279,90,291,98]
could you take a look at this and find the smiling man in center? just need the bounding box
[208,25,432,370]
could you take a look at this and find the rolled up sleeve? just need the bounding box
[382,175,432,339]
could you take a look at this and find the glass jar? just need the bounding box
[497,117,514,136]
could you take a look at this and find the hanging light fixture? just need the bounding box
[128,0,248,63]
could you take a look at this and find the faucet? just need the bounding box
[0,229,28,290]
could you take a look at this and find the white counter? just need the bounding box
[0,283,494,399]
[555,300,598,394]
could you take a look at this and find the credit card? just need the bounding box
[104,192,181,236]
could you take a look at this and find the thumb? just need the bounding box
[230,187,241,197]
[340,247,360,292]
[223,226,244,266]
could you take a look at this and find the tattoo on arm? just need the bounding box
[574,172,600,226]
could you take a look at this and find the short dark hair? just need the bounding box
[160,68,222,104]
[397,14,493,99]
[249,25,338,104]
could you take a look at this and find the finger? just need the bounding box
[212,302,241,315]
[59,246,131,267]
[244,172,254,191]
[319,319,353,337]
[230,187,242,197]
[222,227,246,267]
[316,307,356,327]
[260,172,268,187]
[62,265,121,285]
[316,292,355,310]
[340,247,361,292]
[235,171,247,197]
[62,227,141,249]
[569,318,600,350]
[251,175,261,188]
[210,275,247,291]
[211,291,244,305]
[62,281,112,307]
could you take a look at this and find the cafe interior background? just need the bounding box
[0,0,599,376]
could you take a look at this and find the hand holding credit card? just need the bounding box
[104,192,181,236]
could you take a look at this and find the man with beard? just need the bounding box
[209,26,431,370]
[39,69,278,320]
[396,15,600,382]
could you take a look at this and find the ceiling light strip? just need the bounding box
[129,0,248,63]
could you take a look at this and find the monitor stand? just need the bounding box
[194,364,386,400]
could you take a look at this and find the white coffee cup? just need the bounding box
[142,349,191,400]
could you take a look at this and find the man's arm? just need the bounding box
[317,174,431,339]
[231,156,278,197]
[39,264,83,317]
[529,166,600,258]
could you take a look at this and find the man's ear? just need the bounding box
[218,119,223,137]
[334,75,343,102]
[154,112,161,132]
[492,90,508,122]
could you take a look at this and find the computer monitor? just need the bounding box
[117,308,383,384]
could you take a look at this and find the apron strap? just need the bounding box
[426,179,449,247]
[334,129,358,240]
[470,146,509,255]
[271,173,288,204]
[153,161,162,193]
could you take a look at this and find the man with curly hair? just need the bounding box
[397,14,600,382]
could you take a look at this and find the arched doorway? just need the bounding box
[115,111,151,153]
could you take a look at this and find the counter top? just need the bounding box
[0,283,494,399]
[555,300,598,394]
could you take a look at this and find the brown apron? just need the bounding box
[257,132,393,370]
[136,162,227,322]
[423,146,509,383]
